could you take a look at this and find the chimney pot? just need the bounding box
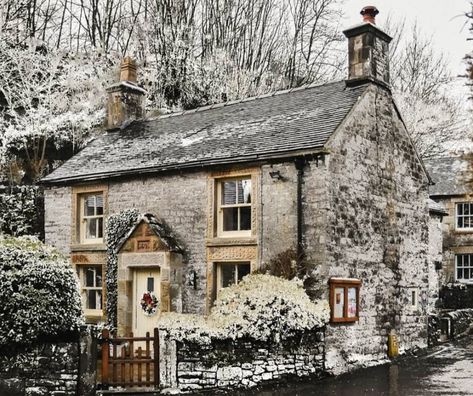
[360,6,379,24]
[120,56,137,82]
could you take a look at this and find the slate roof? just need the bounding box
[42,80,368,184]
[428,199,448,216]
[424,156,472,197]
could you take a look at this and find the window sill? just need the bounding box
[454,228,473,234]
[71,243,106,252]
[206,237,257,247]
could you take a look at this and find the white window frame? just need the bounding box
[455,254,473,284]
[455,202,473,231]
[78,265,103,317]
[216,262,251,297]
[80,193,104,244]
[216,177,252,237]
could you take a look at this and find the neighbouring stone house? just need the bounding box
[426,155,473,308]
[42,8,432,375]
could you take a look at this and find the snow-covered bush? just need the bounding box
[159,274,329,344]
[0,236,83,347]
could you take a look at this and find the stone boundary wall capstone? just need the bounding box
[159,329,325,392]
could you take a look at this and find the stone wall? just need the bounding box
[159,330,325,392]
[0,330,96,396]
[44,186,72,254]
[311,84,431,374]
[428,212,444,312]
[0,341,79,396]
[434,195,473,285]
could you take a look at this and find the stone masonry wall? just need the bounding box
[428,213,444,313]
[44,186,72,254]
[310,84,431,374]
[159,330,325,392]
[107,171,208,314]
[0,341,79,396]
[435,196,473,286]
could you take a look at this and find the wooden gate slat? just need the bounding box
[99,328,159,389]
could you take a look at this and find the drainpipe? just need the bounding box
[295,157,305,273]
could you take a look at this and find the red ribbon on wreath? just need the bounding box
[140,292,159,316]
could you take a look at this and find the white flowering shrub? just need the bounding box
[160,274,329,344]
[0,237,83,347]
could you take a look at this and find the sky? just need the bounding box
[343,0,471,76]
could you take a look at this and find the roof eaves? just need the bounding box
[41,146,330,186]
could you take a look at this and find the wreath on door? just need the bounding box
[140,292,160,316]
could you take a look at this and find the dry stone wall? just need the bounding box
[0,341,79,396]
[159,329,325,392]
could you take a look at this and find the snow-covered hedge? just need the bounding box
[159,274,329,344]
[0,236,83,346]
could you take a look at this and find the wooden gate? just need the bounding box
[100,328,159,389]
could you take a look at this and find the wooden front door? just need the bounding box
[133,268,161,337]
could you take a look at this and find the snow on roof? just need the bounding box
[42,80,368,184]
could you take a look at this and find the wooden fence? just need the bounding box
[100,328,159,389]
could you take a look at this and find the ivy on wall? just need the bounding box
[0,185,44,238]
[105,209,139,330]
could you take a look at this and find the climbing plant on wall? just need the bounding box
[105,209,139,330]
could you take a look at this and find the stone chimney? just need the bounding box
[343,6,392,87]
[106,57,146,130]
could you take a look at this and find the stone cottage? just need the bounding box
[426,155,473,308]
[42,7,432,374]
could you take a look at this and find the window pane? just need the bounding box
[96,195,104,215]
[347,287,357,318]
[333,287,345,318]
[458,204,464,215]
[223,207,238,231]
[465,204,470,215]
[88,290,102,310]
[240,179,251,204]
[458,216,464,228]
[97,218,103,238]
[147,277,154,292]
[86,218,97,239]
[96,269,102,287]
[240,207,251,230]
[84,196,96,216]
[457,268,463,280]
[220,265,236,288]
[237,264,251,282]
[222,181,236,205]
[85,267,95,287]
[465,218,471,228]
[87,289,96,309]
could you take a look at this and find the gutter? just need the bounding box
[41,148,330,186]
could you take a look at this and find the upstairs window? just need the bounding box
[456,254,473,283]
[217,178,252,236]
[456,202,473,230]
[80,193,104,243]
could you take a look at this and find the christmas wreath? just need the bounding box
[140,292,160,316]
